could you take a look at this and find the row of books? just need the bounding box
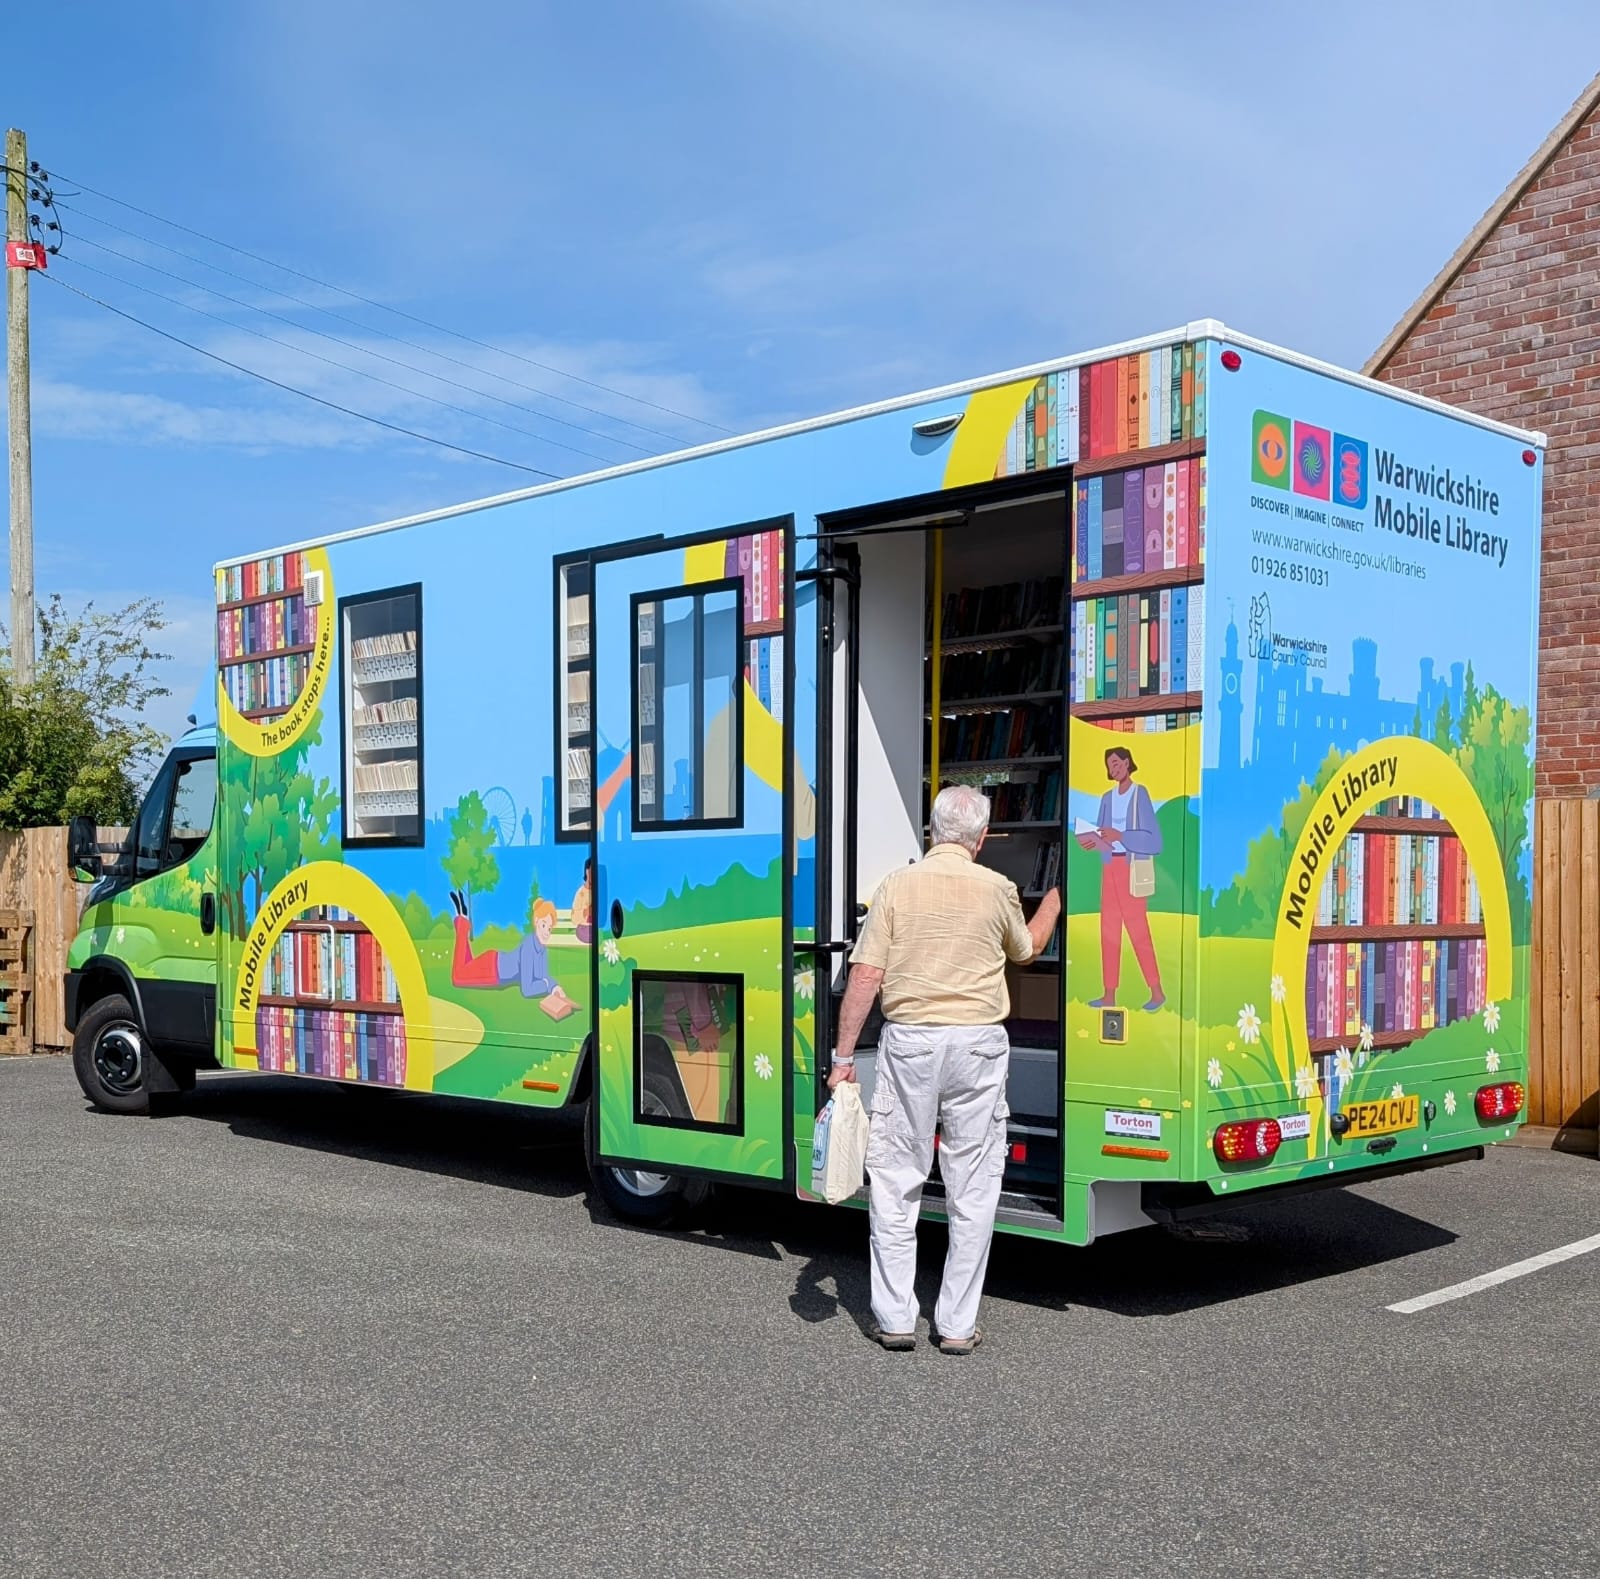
[1074,460,1206,581]
[216,551,308,606]
[722,530,785,627]
[746,635,785,720]
[217,595,315,663]
[995,345,1208,476]
[352,759,419,794]
[262,926,399,1006]
[938,642,1063,701]
[1070,585,1204,702]
[1099,713,1196,734]
[566,743,593,811]
[987,771,1063,824]
[939,576,1063,640]
[1306,938,1488,1040]
[350,630,418,664]
[222,653,311,716]
[1316,832,1484,928]
[352,696,418,727]
[938,706,1061,765]
[1027,839,1063,894]
[254,1005,408,1085]
[1370,797,1445,821]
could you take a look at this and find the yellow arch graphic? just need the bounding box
[228,860,434,1092]
[1269,737,1513,1158]
[217,548,336,758]
[941,380,1035,488]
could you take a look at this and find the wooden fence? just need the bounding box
[0,828,71,1053]
[1530,799,1600,1147]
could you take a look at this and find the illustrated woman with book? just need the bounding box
[1075,747,1165,1012]
[447,890,575,1016]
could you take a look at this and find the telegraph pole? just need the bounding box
[6,125,33,684]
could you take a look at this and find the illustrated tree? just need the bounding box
[1458,660,1481,745]
[443,791,499,920]
[1454,684,1534,941]
[217,723,340,940]
[1433,696,1454,752]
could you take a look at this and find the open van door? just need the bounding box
[589,519,795,1196]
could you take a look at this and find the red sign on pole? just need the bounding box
[6,241,46,270]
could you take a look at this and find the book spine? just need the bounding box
[1171,586,1188,693]
[1126,355,1142,454]
[1175,460,1191,567]
[1193,339,1208,438]
[1162,462,1178,570]
[1196,455,1207,566]
[1181,342,1195,437]
[1064,367,1080,464]
[1123,469,1144,575]
[1087,478,1103,581]
[1187,584,1203,693]
[1078,367,1092,462]
[1074,481,1088,583]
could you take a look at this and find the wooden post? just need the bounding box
[6,126,34,685]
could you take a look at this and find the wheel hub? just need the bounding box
[95,1024,143,1095]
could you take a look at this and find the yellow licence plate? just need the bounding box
[1342,1095,1420,1140]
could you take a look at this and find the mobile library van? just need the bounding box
[66,321,1544,1244]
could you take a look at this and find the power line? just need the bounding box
[56,252,621,467]
[45,273,559,478]
[62,231,654,461]
[56,198,698,451]
[49,170,735,435]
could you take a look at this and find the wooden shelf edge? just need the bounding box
[1071,436,1205,480]
[221,642,317,667]
[1310,924,1486,942]
[1352,815,1458,835]
[217,587,307,613]
[1307,1029,1418,1054]
[1071,692,1201,720]
[1070,563,1204,601]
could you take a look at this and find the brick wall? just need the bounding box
[1373,113,1600,796]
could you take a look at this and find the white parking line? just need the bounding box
[1388,1231,1600,1314]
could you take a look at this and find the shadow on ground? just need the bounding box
[164,1071,1457,1324]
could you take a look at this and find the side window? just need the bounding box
[132,758,178,878]
[167,756,217,863]
[633,582,741,828]
[342,584,423,846]
[555,553,592,839]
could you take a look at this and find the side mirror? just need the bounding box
[68,815,102,882]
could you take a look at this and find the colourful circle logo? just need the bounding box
[1297,432,1327,488]
[1256,421,1288,479]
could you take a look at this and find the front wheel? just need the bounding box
[72,994,150,1116]
[583,1065,712,1227]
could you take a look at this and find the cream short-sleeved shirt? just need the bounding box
[849,843,1035,1026]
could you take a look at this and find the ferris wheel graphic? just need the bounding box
[480,786,519,846]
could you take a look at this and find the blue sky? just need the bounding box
[12,2,1600,740]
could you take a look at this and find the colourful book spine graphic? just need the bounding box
[1193,340,1208,437]
[1078,366,1092,462]
[1143,471,1164,566]
[1074,482,1089,582]
[1102,471,1125,578]
[1187,586,1203,697]
[1170,347,1182,441]
[1123,469,1144,575]
[1158,588,1172,695]
[1046,374,1059,469]
[1171,586,1188,693]
[1086,478,1103,581]
[1196,455,1207,564]
[1175,460,1191,567]
[1063,367,1080,465]
[1162,463,1179,570]
[1126,356,1142,454]
[1181,342,1195,438]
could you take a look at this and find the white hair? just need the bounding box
[929,783,991,851]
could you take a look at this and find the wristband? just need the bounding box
[832,1053,855,1064]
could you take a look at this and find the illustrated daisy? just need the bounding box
[1359,1022,1374,1054]
[1334,1046,1354,1083]
[1270,974,1287,1005]
[1294,1063,1317,1099]
[1483,1002,1501,1034]
[1443,1090,1458,1117]
[1236,1004,1262,1044]
[754,1053,773,1081]
[1206,1057,1223,1089]
[794,968,815,1001]
[601,937,621,965]
[1485,1047,1501,1074]
[1390,1083,1405,1100]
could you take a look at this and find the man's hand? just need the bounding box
[1075,832,1100,851]
[826,1059,858,1090]
[1099,825,1119,844]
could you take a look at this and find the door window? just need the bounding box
[635,974,742,1131]
[634,582,741,828]
[167,756,217,864]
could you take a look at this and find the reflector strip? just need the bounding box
[1101,1144,1170,1161]
[522,1079,562,1091]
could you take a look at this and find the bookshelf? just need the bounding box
[253,909,408,1084]
[217,551,318,721]
[558,556,593,835]
[1305,801,1488,1055]
[343,587,422,843]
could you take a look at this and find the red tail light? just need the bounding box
[1213,1118,1282,1164]
[1008,1142,1027,1163]
[1475,1082,1524,1122]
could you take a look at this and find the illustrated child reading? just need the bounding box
[448,890,575,1017]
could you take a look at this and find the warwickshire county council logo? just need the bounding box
[1252,409,1367,509]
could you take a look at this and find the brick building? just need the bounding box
[1365,71,1600,796]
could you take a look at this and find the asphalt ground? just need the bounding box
[1,1055,1596,1579]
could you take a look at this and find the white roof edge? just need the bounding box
[213,320,1541,571]
[1216,328,1548,448]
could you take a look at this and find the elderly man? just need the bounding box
[828,783,1062,1355]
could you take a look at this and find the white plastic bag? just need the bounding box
[811,1081,870,1204]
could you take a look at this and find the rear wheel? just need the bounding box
[584,1063,711,1227]
[72,994,150,1116]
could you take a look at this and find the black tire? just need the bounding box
[584,1062,712,1227]
[72,993,151,1116]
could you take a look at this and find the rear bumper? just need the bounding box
[1141,1145,1485,1222]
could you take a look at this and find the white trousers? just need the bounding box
[866,1022,1010,1339]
